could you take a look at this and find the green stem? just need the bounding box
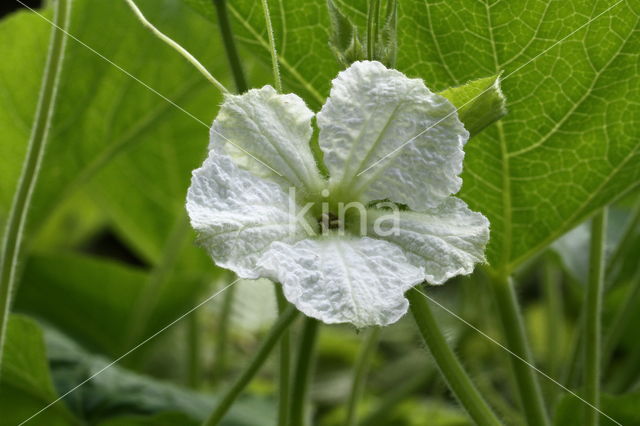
[490,276,550,426]
[585,210,607,426]
[213,0,248,92]
[0,0,72,371]
[213,279,236,383]
[260,0,282,92]
[407,288,502,426]
[125,0,229,93]
[275,287,291,426]
[366,0,380,60]
[346,327,381,426]
[290,317,319,426]
[202,305,298,425]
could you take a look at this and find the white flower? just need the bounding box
[187,61,489,328]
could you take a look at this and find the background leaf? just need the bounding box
[0,0,226,265]
[45,324,275,425]
[0,315,79,426]
[14,252,207,358]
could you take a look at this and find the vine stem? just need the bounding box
[407,288,502,426]
[275,287,291,426]
[124,0,230,94]
[346,327,381,426]
[212,0,248,93]
[491,275,550,426]
[289,317,319,426]
[202,305,298,425]
[585,209,606,426]
[0,0,73,371]
[260,0,282,92]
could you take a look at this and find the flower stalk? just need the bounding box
[407,288,502,426]
[0,0,72,371]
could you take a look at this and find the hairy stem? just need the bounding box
[260,0,282,92]
[407,288,502,426]
[0,0,72,371]
[202,305,298,425]
[346,327,381,426]
[290,317,319,426]
[491,276,549,426]
[366,0,380,60]
[585,210,606,426]
[275,286,291,426]
[212,0,248,92]
[491,276,550,426]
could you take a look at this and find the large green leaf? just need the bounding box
[0,315,79,425]
[1,316,272,426]
[14,252,205,358]
[44,325,275,426]
[184,0,640,273]
[0,0,227,264]
[0,0,229,364]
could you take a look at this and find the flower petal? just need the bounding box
[317,61,468,210]
[367,197,489,284]
[257,236,424,327]
[186,150,314,278]
[211,86,324,194]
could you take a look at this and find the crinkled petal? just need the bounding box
[317,61,468,210]
[186,150,314,278]
[211,86,324,194]
[367,197,489,284]
[257,236,424,327]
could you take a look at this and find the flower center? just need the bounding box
[318,212,341,233]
